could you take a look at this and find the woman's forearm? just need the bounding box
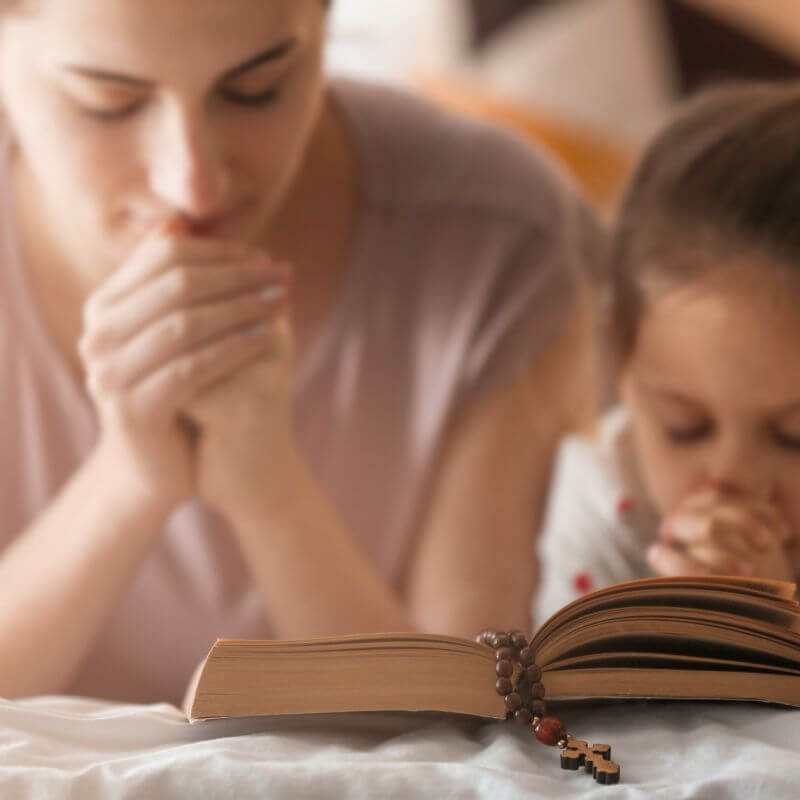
[0,444,170,697]
[221,452,415,638]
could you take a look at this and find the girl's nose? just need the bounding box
[703,438,775,501]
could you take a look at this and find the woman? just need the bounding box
[0,0,600,703]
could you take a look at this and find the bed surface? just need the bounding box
[1,696,798,798]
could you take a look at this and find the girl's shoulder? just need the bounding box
[328,77,579,226]
[547,407,656,528]
[553,407,631,494]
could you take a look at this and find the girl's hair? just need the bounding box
[610,80,800,359]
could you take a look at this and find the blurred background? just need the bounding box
[325,0,800,208]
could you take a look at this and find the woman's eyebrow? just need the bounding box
[59,38,298,87]
[223,38,297,80]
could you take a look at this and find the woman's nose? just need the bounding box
[147,104,231,218]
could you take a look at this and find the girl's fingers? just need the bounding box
[125,324,278,422]
[649,541,751,578]
[660,509,760,557]
[86,291,288,392]
[681,544,754,577]
[647,543,715,577]
[80,260,289,356]
[679,488,794,548]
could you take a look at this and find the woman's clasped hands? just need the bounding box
[78,219,294,518]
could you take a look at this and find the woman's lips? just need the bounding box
[187,201,255,237]
[132,201,253,238]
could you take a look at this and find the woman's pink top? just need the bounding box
[0,79,600,704]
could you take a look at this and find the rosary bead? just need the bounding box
[504,692,522,712]
[519,647,535,667]
[514,708,533,726]
[493,633,512,649]
[531,682,545,700]
[475,630,492,645]
[496,659,514,678]
[496,646,515,661]
[523,665,542,683]
[495,677,513,696]
[533,716,567,747]
[511,631,528,649]
[530,700,547,717]
[517,682,532,706]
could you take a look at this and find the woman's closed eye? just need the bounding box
[79,98,147,121]
[77,84,283,123]
[218,84,282,108]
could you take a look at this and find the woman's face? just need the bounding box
[0,0,327,262]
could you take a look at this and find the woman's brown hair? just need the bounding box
[609,80,800,360]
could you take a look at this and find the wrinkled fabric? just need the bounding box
[0,696,798,799]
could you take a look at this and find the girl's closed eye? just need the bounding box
[773,426,800,451]
[664,420,712,444]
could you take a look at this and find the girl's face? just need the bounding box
[0,0,327,262]
[619,277,800,534]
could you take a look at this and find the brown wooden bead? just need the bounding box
[516,682,532,706]
[494,633,512,648]
[495,677,513,696]
[519,647,535,666]
[504,692,522,712]
[530,700,547,717]
[533,716,567,746]
[514,708,532,726]
[496,659,514,678]
[531,682,545,700]
[496,646,515,662]
[512,632,528,649]
[523,665,542,683]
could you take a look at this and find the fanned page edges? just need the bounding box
[533,576,800,706]
[187,633,506,723]
[185,577,800,722]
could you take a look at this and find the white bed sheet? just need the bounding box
[0,696,798,799]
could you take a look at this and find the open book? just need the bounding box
[184,575,800,723]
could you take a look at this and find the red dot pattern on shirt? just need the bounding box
[573,572,593,595]
[617,496,634,514]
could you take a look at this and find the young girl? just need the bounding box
[0,0,599,702]
[535,81,800,623]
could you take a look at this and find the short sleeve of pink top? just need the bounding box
[0,79,602,704]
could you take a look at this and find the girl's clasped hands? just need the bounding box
[653,483,796,582]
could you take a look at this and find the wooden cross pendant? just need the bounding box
[560,737,621,784]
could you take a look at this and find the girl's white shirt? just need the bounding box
[534,406,661,627]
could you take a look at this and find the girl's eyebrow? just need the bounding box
[59,38,298,87]
[636,380,698,405]
[775,400,800,416]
